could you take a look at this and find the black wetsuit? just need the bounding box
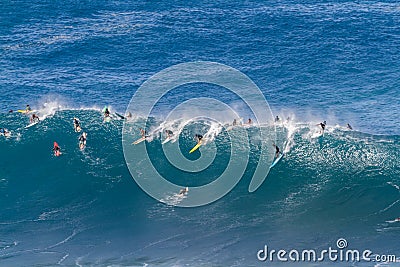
[274,144,281,157]
[79,135,86,143]
[195,134,203,142]
[31,115,39,123]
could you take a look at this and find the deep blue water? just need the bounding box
[1,0,399,266]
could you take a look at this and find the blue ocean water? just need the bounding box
[1,0,400,266]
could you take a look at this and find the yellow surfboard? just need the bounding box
[17,109,35,114]
[189,142,202,153]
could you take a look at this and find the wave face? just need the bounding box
[0,110,399,266]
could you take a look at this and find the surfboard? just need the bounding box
[311,131,323,138]
[132,136,146,145]
[17,109,36,114]
[25,121,39,129]
[162,137,171,144]
[114,112,125,120]
[270,153,284,169]
[386,218,400,223]
[189,142,202,153]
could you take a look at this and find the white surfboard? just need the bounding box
[270,153,284,169]
[162,137,171,144]
[25,121,39,129]
[311,131,323,138]
[132,136,146,145]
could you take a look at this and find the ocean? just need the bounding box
[1,0,399,266]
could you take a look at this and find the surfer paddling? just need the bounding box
[79,132,87,150]
[0,128,10,137]
[73,118,81,132]
[53,142,61,157]
[179,187,189,196]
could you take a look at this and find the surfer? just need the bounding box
[132,128,148,145]
[317,121,326,133]
[165,130,173,138]
[78,132,87,150]
[140,128,148,138]
[232,119,237,126]
[179,187,189,196]
[272,143,282,159]
[0,128,10,137]
[347,123,353,130]
[247,118,252,125]
[195,134,203,143]
[30,114,40,124]
[26,105,31,113]
[104,108,110,117]
[53,142,61,156]
[275,116,280,122]
[73,118,81,132]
